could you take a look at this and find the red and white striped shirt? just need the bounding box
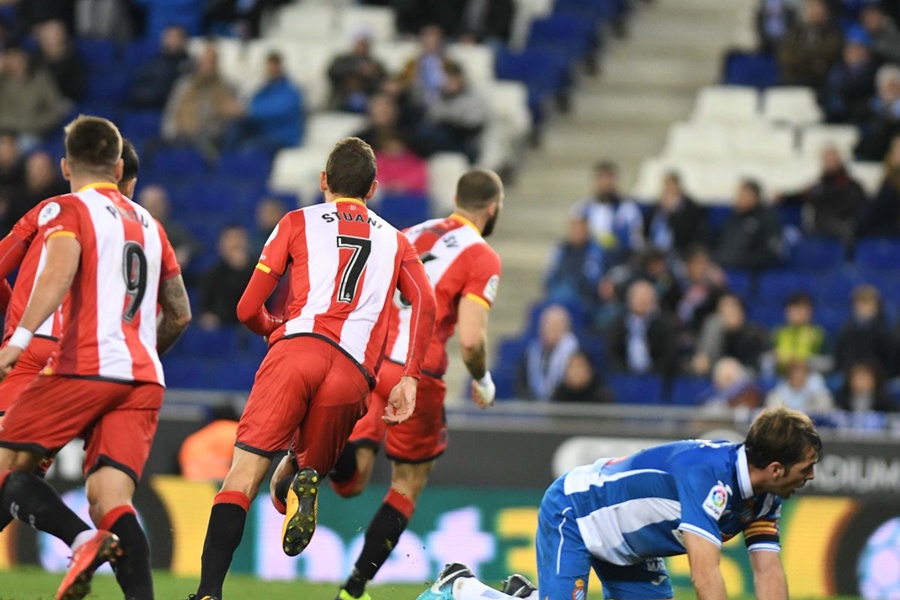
[256,198,426,381]
[38,183,180,385]
[2,199,64,342]
[385,214,501,377]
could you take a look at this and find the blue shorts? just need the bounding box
[536,483,674,600]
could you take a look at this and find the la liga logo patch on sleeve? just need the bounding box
[38,202,61,227]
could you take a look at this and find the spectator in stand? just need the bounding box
[544,210,605,312]
[203,0,289,39]
[0,45,66,142]
[599,246,680,319]
[701,357,763,416]
[400,24,452,107]
[250,197,287,256]
[162,44,243,161]
[354,92,420,154]
[327,31,386,114]
[573,160,644,267]
[836,359,895,413]
[0,132,24,231]
[198,225,256,330]
[138,184,203,280]
[823,26,877,124]
[766,359,834,414]
[8,151,68,228]
[11,0,75,38]
[129,25,193,109]
[834,285,894,375]
[781,145,867,244]
[418,61,487,162]
[860,2,900,65]
[771,292,830,373]
[674,245,727,344]
[32,19,85,103]
[646,172,708,256]
[858,133,900,235]
[457,0,515,45]
[714,179,783,271]
[232,51,304,150]
[756,0,796,53]
[74,0,140,43]
[607,280,678,377]
[776,0,843,89]
[551,351,612,404]
[693,293,771,376]
[855,64,900,161]
[381,74,428,136]
[518,304,581,401]
[373,134,429,196]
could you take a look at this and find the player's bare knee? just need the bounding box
[9,450,42,472]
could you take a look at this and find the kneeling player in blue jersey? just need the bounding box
[418,406,820,600]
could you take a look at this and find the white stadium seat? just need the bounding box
[762,86,823,127]
[662,122,730,160]
[477,81,530,171]
[744,158,819,196]
[799,124,860,160]
[370,40,419,74]
[270,147,331,205]
[428,153,470,215]
[304,112,367,150]
[849,161,884,196]
[447,43,495,87]
[730,125,796,161]
[692,161,742,203]
[266,4,396,44]
[691,86,759,123]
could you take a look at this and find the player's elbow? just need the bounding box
[459,331,485,356]
[174,306,193,330]
[235,296,256,325]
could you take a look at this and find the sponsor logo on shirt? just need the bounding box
[483,274,500,303]
[703,481,733,520]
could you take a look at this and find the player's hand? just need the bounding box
[384,375,417,425]
[0,345,23,379]
[471,371,495,408]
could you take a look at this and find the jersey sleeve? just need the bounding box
[675,463,732,549]
[10,202,45,244]
[155,219,182,281]
[743,496,782,553]
[37,197,82,242]
[460,246,501,310]
[256,214,294,278]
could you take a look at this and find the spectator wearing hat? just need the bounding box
[834,284,894,375]
[823,25,878,124]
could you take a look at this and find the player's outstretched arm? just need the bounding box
[749,549,788,600]
[684,531,728,600]
[157,273,192,355]
[458,296,494,408]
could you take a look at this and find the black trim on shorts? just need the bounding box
[0,440,52,456]
[0,410,5,417]
[281,332,376,389]
[386,449,446,465]
[60,374,155,385]
[385,358,443,381]
[86,454,140,486]
[235,441,287,459]
[353,438,382,454]
[34,334,60,342]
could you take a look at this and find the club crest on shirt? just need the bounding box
[38,202,61,226]
[483,274,499,303]
[571,578,586,600]
[703,481,732,520]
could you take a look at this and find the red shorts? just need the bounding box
[0,375,164,483]
[236,335,370,475]
[349,360,448,463]
[0,337,58,415]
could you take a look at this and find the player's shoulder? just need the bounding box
[34,193,85,227]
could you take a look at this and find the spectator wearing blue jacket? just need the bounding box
[544,210,605,312]
[236,52,304,150]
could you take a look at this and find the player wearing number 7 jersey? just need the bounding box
[189,137,436,600]
[0,117,186,600]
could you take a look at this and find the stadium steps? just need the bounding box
[442,0,745,403]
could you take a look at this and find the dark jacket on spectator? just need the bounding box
[645,195,709,254]
[607,311,679,377]
[777,19,844,88]
[722,325,771,372]
[715,205,783,271]
[824,57,877,124]
[835,383,896,413]
[129,50,193,109]
[543,239,605,311]
[858,168,900,236]
[784,167,868,239]
[34,45,86,102]
[199,261,255,325]
[552,374,613,404]
[834,314,895,375]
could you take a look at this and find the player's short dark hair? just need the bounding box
[744,406,821,470]
[594,160,618,175]
[325,137,377,199]
[121,138,139,182]
[740,178,762,199]
[456,169,501,211]
[64,115,122,177]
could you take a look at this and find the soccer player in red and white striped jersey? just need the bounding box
[191,137,436,600]
[0,118,189,600]
[326,169,503,600]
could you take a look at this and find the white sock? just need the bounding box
[71,530,95,552]
[454,577,511,599]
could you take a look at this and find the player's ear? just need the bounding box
[114,158,124,182]
[60,158,71,181]
[767,461,784,480]
[365,179,378,200]
[319,170,329,193]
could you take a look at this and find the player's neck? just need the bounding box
[452,210,485,234]
[324,192,365,204]
[70,177,118,193]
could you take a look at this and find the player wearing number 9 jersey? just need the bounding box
[190,137,436,600]
[0,117,187,600]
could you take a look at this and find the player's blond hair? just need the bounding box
[64,115,123,178]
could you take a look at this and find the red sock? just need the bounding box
[384,487,415,520]
[214,490,251,512]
